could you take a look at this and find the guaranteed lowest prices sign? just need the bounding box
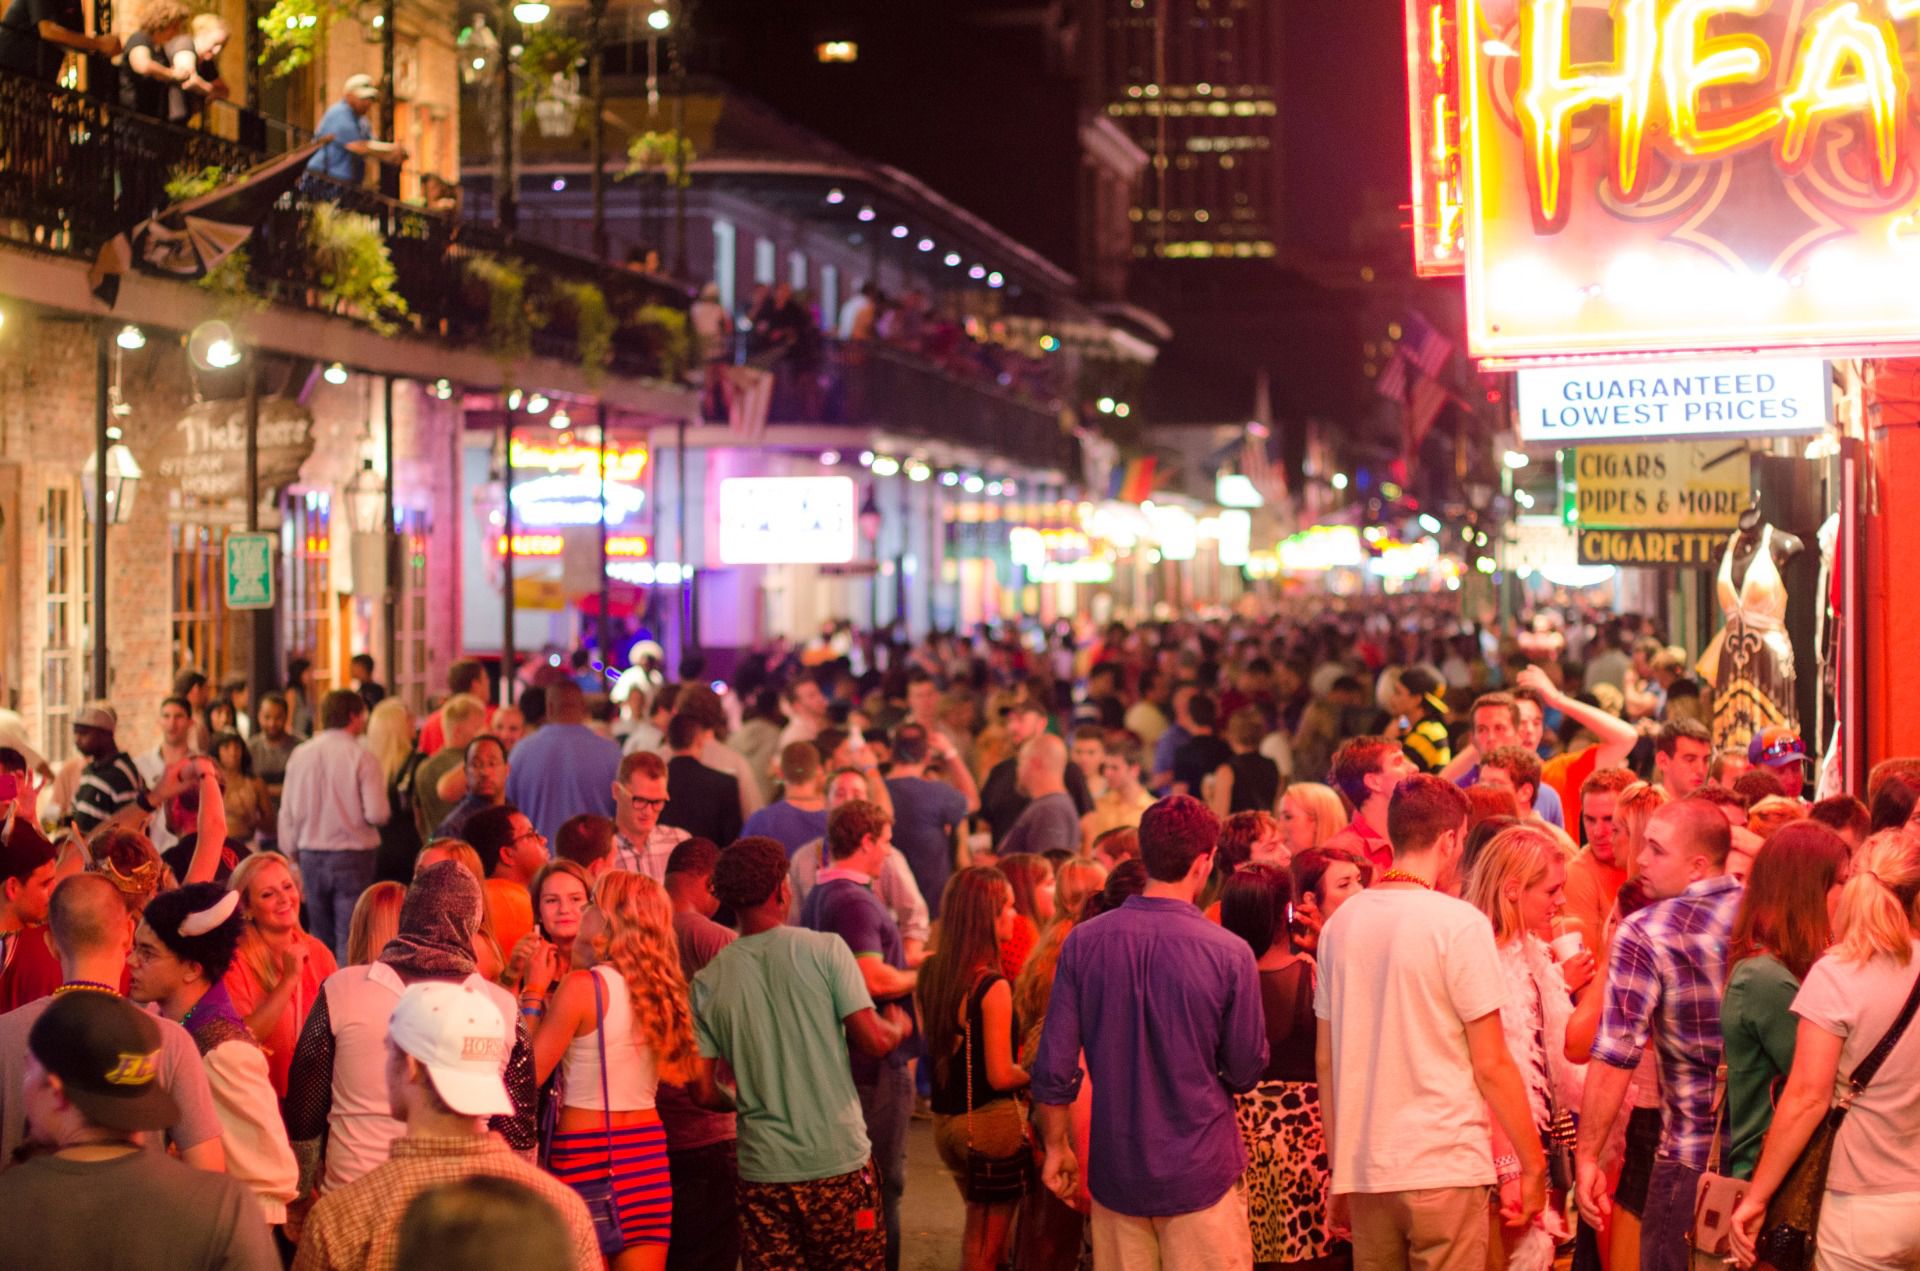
[1566,440,1749,566]
[1455,0,1920,362]
[1517,357,1828,443]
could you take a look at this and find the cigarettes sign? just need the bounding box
[1516,358,1828,444]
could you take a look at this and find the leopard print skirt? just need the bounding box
[1235,1079,1337,1263]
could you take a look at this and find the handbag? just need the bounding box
[962,975,1033,1206]
[1532,975,1577,1194]
[1754,962,1920,1271]
[564,969,629,1256]
[1688,1066,1746,1266]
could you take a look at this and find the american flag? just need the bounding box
[1405,375,1449,457]
[1241,427,1289,508]
[1375,349,1409,403]
[1401,309,1454,378]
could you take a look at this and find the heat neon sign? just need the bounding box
[1455,0,1920,361]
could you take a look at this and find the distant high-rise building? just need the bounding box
[1078,0,1284,263]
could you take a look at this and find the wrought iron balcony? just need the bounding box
[0,70,688,382]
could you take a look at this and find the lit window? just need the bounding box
[816,40,857,62]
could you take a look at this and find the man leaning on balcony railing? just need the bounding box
[0,0,120,84]
[308,73,407,190]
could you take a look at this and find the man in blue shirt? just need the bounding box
[882,724,974,916]
[309,73,406,185]
[1031,794,1268,1267]
[502,680,619,842]
[742,741,829,855]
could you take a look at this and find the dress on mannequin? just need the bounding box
[1697,512,1801,751]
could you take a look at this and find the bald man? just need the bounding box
[1574,798,1741,1271]
[0,874,225,1168]
[998,735,1080,857]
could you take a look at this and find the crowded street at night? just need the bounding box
[2,0,1920,1269]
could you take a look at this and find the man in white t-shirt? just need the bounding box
[1315,774,1545,1271]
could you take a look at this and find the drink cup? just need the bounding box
[1551,931,1585,962]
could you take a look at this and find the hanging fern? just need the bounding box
[257,0,350,76]
[305,202,408,335]
[555,280,613,382]
[624,130,695,188]
[465,255,546,377]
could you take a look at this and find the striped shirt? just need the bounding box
[1402,718,1451,773]
[1591,874,1743,1170]
[71,750,145,833]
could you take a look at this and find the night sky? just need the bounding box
[682,0,1417,430]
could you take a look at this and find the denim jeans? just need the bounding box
[298,849,375,963]
[667,1139,740,1271]
[857,1063,914,1271]
[1640,1158,1703,1271]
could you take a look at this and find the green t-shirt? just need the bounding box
[1721,953,1801,1178]
[691,925,875,1184]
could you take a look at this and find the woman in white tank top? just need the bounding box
[527,871,698,1270]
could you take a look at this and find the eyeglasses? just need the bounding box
[514,830,547,849]
[628,796,668,812]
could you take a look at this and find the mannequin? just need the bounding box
[1697,495,1802,751]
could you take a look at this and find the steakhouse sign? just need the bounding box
[1454,0,1920,362]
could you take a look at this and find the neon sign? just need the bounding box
[510,474,646,526]
[509,437,648,483]
[495,534,652,557]
[1451,0,1920,361]
[1407,0,1466,274]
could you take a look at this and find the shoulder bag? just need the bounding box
[563,968,629,1255]
[962,974,1033,1205]
[1688,1066,1745,1267]
[1754,962,1920,1271]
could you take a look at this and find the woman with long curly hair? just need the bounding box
[223,850,337,1098]
[527,870,696,1269]
[918,866,1028,1271]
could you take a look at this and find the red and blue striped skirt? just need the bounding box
[547,1120,673,1246]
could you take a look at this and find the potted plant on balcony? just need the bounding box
[624,130,694,188]
[465,255,547,378]
[553,280,613,381]
[631,303,690,382]
[306,202,408,335]
[518,29,585,138]
[257,0,350,76]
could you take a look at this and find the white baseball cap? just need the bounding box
[344,73,380,100]
[388,982,514,1117]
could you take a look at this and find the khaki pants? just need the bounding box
[1349,1186,1492,1271]
[1090,1184,1254,1271]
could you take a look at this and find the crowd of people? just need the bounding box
[0,598,1916,1271]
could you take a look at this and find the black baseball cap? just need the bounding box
[27,992,180,1132]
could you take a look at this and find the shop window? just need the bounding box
[713,219,737,313]
[789,250,807,290]
[281,491,336,698]
[754,236,776,286]
[821,264,839,322]
[40,482,89,753]
[393,507,432,713]
[171,523,239,687]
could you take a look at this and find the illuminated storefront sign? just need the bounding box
[1568,441,1751,529]
[510,438,648,482]
[1454,0,1920,361]
[1577,526,1727,565]
[1406,0,1466,274]
[511,474,647,526]
[1278,525,1365,571]
[1517,357,1828,442]
[496,534,651,557]
[716,476,856,565]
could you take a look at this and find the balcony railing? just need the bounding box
[0,71,688,382]
[702,339,1077,472]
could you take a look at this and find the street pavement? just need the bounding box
[901,1115,965,1269]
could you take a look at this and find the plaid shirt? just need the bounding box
[1591,874,1743,1170]
[612,824,690,883]
[292,1133,600,1271]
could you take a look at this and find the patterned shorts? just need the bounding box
[738,1161,886,1271]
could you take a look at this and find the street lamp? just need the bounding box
[344,458,385,534]
[82,426,143,525]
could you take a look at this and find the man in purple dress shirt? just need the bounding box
[1030,794,1268,1269]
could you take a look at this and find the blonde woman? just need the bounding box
[365,697,423,884]
[344,880,406,966]
[1464,825,1589,1271]
[526,871,696,1270]
[1276,782,1346,857]
[1730,829,1920,1270]
[223,850,337,1097]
